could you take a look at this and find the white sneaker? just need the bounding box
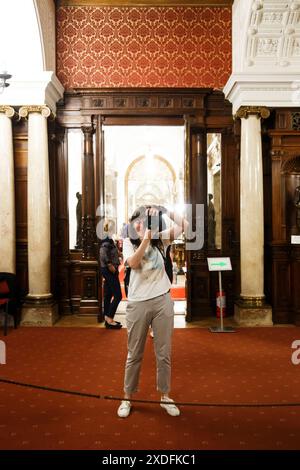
[117,400,131,418]
[160,397,180,416]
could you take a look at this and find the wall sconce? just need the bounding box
[0,71,12,94]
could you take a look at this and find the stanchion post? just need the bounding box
[219,270,224,331]
[207,257,236,333]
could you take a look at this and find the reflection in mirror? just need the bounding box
[207,133,222,250]
[68,129,82,250]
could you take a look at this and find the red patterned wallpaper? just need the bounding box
[56,6,231,89]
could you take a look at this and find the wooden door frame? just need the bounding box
[55,88,235,319]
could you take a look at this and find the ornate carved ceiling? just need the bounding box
[246,0,300,69]
[224,0,300,113]
[56,1,233,6]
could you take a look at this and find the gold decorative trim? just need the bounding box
[19,105,52,119]
[56,0,232,6]
[235,106,270,120]
[0,105,16,119]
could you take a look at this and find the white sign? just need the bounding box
[291,235,300,245]
[207,257,232,272]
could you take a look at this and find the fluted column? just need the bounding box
[0,106,16,273]
[235,106,272,326]
[19,105,58,326]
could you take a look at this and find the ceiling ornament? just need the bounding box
[246,0,300,69]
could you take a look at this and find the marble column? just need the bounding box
[0,106,16,274]
[235,106,272,326]
[19,105,58,326]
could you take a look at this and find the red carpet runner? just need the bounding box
[0,327,300,450]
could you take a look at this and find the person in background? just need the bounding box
[117,205,189,418]
[120,222,129,239]
[100,223,122,330]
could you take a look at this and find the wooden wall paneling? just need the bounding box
[51,124,72,314]
[268,110,300,324]
[262,129,272,306]
[220,129,240,314]
[69,254,82,314]
[291,246,300,325]
[81,125,97,260]
[13,119,29,298]
[188,128,211,319]
[271,245,291,323]
[80,125,99,314]
[221,129,239,252]
[285,172,300,240]
[95,116,105,321]
[271,151,284,242]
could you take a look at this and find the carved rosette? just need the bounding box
[235,106,270,120]
[19,105,52,119]
[0,105,17,119]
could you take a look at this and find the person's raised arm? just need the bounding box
[157,206,189,244]
[125,229,151,269]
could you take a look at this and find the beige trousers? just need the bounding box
[124,291,174,395]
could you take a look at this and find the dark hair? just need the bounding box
[100,236,114,246]
[129,205,165,249]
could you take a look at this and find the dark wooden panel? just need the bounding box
[268,109,300,324]
[291,246,300,325]
[69,257,82,314]
[80,262,99,315]
[13,120,28,298]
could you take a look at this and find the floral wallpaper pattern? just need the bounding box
[56,6,231,89]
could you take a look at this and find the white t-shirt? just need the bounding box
[123,237,171,302]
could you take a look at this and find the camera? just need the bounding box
[146,206,165,232]
[130,205,166,234]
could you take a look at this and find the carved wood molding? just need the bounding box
[77,88,208,113]
[281,155,300,174]
[58,88,233,128]
[81,216,97,259]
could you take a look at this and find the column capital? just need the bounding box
[235,106,270,120]
[81,125,95,135]
[0,105,16,119]
[19,105,52,119]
